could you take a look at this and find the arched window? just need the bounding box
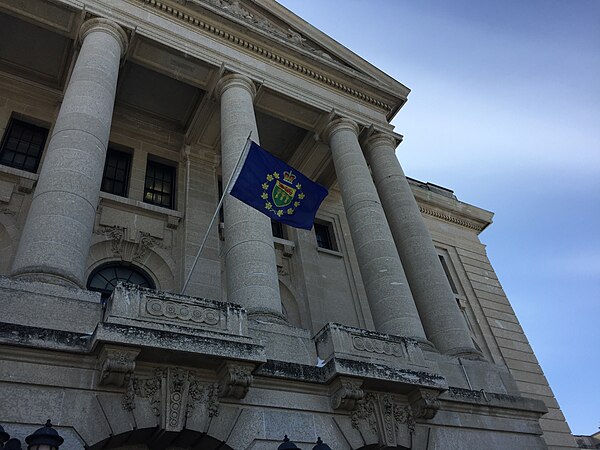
[87,263,155,301]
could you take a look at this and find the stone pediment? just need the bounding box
[183,0,347,66]
[162,0,409,110]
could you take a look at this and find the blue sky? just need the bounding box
[278,0,600,436]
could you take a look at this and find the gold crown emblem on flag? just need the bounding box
[283,171,296,184]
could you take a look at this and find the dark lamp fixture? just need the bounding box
[278,435,300,450]
[25,420,64,450]
[312,437,332,450]
[0,423,10,444]
[5,438,23,450]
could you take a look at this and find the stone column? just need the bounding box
[215,74,283,321]
[364,132,480,357]
[11,18,128,287]
[323,119,427,342]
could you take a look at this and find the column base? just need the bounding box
[446,346,484,360]
[10,270,81,289]
[247,308,288,325]
[415,337,438,353]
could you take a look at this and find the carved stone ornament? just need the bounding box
[183,0,337,62]
[99,346,141,387]
[409,388,441,420]
[0,207,15,216]
[352,334,407,358]
[145,298,221,326]
[123,367,219,431]
[217,362,254,399]
[351,392,415,448]
[97,226,164,262]
[330,377,364,411]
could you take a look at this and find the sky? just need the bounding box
[277,0,600,436]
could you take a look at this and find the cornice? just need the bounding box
[135,0,393,113]
[418,205,487,233]
[408,179,493,234]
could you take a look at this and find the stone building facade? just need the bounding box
[0,0,577,449]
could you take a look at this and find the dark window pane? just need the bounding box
[144,159,176,209]
[439,255,459,295]
[314,222,335,250]
[0,118,48,173]
[271,220,284,239]
[100,148,131,197]
[87,263,155,301]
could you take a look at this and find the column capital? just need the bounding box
[363,131,398,153]
[322,118,359,143]
[215,73,257,100]
[79,18,129,58]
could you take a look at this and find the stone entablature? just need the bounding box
[409,178,494,233]
[132,0,401,115]
[0,1,575,447]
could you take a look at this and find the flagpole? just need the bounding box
[181,134,253,295]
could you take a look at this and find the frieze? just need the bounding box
[145,297,221,325]
[136,0,393,112]
[351,334,407,358]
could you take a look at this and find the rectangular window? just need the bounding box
[271,220,285,239]
[314,221,336,251]
[101,148,131,197]
[0,118,48,173]
[439,254,459,295]
[144,159,176,209]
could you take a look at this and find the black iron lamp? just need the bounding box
[5,438,23,450]
[24,420,64,450]
[0,423,10,445]
[278,435,299,450]
[312,437,332,450]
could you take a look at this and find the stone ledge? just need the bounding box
[0,276,102,334]
[253,359,335,383]
[0,275,100,303]
[442,387,548,415]
[315,323,430,371]
[253,356,447,393]
[105,284,248,337]
[92,322,266,365]
[0,323,91,352]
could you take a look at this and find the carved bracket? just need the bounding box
[351,392,415,448]
[330,377,364,411]
[98,346,140,387]
[409,388,441,420]
[122,367,219,431]
[217,362,254,399]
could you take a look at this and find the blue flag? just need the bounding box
[229,141,328,230]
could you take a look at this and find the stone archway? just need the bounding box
[88,428,235,450]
